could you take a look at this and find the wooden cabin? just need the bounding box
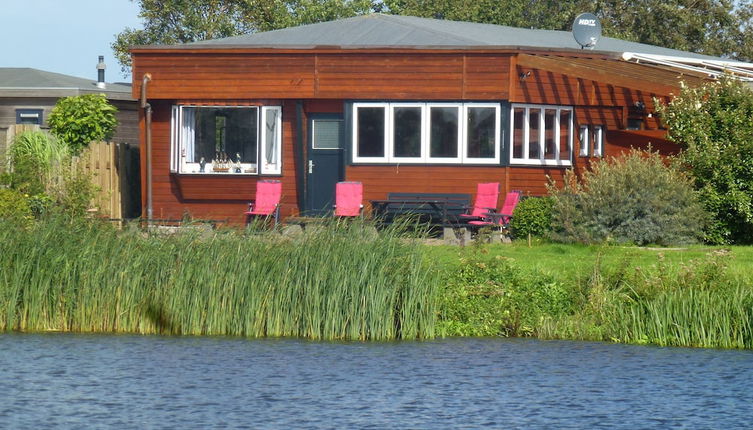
[130,13,746,224]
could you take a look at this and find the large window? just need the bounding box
[510,104,573,166]
[352,102,501,164]
[170,105,282,175]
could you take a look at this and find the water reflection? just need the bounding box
[1,335,752,428]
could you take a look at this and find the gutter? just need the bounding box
[140,73,153,223]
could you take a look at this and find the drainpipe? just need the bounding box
[140,73,153,223]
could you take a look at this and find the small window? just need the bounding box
[391,104,424,162]
[16,109,43,125]
[592,125,604,157]
[579,125,589,157]
[312,119,342,149]
[354,104,387,162]
[627,118,643,130]
[429,105,461,163]
[510,104,573,166]
[465,105,499,164]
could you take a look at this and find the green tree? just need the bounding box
[48,94,118,154]
[658,77,753,244]
[384,0,753,60]
[113,0,753,76]
[112,0,376,75]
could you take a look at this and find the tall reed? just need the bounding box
[0,218,438,340]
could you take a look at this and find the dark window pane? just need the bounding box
[544,109,556,160]
[393,107,422,158]
[357,107,385,157]
[467,107,496,158]
[430,106,459,158]
[513,108,525,158]
[528,109,540,159]
[195,107,257,164]
[559,110,571,160]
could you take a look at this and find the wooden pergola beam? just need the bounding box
[516,53,684,96]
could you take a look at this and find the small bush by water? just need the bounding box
[0,218,438,340]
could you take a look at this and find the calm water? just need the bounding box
[1,335,752,429]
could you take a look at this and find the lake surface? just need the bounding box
[1,334,752,429]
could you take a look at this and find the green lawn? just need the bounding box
[427,240,753,284]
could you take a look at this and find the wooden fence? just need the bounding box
[2,126,141,219]
[76,141,141,219]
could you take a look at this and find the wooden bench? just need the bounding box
[370,192,471,227]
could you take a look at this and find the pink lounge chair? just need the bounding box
[459,182,500,221]
[334,181,363,217]
[468,190,522,229]
[245,180,282,226]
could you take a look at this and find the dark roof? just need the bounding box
[182,13,722,61]
[0,68,133,100]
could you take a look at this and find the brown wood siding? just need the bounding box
[507,167,566,196]
[516,67,665,111]
[346,165,509,209]
[134,52,511,101]
[345,164,568,203]
[134,53,317,100]
[142,100,300,224]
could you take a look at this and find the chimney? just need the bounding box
[96,55,106,89]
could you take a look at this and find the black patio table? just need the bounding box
[369,196,468,227]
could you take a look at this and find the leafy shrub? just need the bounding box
[0,188,32,227]
[509,196,553,239]
[548,149,707,246]
[658,77,753,244]
[48,94,118,153]
[53,165,98,218]
[437,254,574,337]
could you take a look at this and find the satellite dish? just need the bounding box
[572,13,601,49]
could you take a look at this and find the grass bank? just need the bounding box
[3,218,753,348]
[429,241,753,348]
[0,218,437,340]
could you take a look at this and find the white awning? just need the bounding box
[622,52,753,82]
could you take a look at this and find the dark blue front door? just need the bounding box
[305,114,344,216]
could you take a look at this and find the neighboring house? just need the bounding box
[129,13,753,224]
[0,65,139,155]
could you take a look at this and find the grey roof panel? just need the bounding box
[0,68,132,95]
[185,13,723,61]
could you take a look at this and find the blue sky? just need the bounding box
[0,0,142,82]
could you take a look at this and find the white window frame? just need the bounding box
[463,103,501,165]
[171,105,282,175]
[510,103,573,166]
[352,102,389,164]
[592,125,604,157]
[389,103,427,163]
[427,103,463,164]
[579,125,590,157]
[352,102,501,165]
[260,106,283,175]
[170,105,180,173]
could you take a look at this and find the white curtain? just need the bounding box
[261,107,281,174]
[265,108,279,165]
[182,107,196,162]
